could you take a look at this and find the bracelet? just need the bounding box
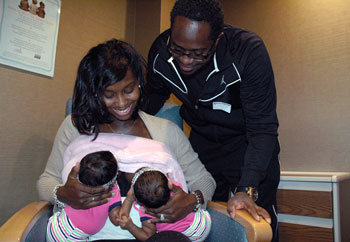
[53,184,66,208]
[191,191,201,212]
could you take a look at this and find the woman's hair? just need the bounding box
[132,168,170,209]
[170,0,224,41]
[72,39,146,137]
[78,151,118,187]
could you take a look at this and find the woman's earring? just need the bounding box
[138,84,141,89]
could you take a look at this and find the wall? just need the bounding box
[0,0,131,225]
[160,0,175,32]
[132,0,161,58]
[221,0,350,171]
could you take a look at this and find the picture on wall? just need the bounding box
[0,0,61,77]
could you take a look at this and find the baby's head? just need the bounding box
[79,151,118,187]
[131,167,170,209]
[33,0,37,4]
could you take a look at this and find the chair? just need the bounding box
[0,201,53,242]
[0,201,272,242]
[0,101,272,242]
[206,201,272,242]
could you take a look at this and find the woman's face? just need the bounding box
[103,68,140,121]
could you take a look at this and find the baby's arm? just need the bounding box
[109,206,121,226]
[109,185,123,226]
[110,188,134,226]
[118,216,156,242]
[119,188,135,217]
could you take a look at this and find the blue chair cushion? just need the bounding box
[25,208,53,242]
[205,208,248,242]
[154,103,183,129]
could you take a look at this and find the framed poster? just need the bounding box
[0,0,61,77]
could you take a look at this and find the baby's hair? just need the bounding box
[79,151,118,187]
[132,167,170,209]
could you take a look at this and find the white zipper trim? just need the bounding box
[153,53,242,101]
[232,61,241,80]
[199,79,240,102]
[272,204,279,239]
[153,54,188,94]
[205,52,220,82]
[199,61,241,102]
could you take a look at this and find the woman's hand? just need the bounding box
[57,163,114,209]
[144,182,197,223]
[227,192,271,224]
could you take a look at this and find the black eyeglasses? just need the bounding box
[167,37,216,62]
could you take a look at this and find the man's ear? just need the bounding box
[215,32,224,46]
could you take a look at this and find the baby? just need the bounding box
[29,0,38,15]
[117,167,212,242]
[37,1,45,18]
[46,151,121,241]
[18,0,29,11]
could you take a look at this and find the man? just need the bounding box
[143,0,280,240]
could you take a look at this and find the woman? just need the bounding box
[37,39,216,241]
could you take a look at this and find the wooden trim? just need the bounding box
[279,222,333,242]
[207,201,272,242]
[277,189,332,218]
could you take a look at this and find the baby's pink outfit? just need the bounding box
[64,186,121,234]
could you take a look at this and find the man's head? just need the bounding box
[168,0,224,75]
[170,0,224,41]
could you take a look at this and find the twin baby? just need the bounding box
[46,150,211,242]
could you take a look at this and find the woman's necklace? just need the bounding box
[107,119,136,135]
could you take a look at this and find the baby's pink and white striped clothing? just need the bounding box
[46,186,121,242]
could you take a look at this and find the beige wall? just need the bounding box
[0,0,131,225]
[160,0,175,32]
[133,0,161,59]
[222,0,350,172]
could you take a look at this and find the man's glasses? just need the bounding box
[167,37,216,62]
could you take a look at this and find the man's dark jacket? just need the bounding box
[143,25,280,188]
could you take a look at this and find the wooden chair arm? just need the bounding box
[0,201,52,242]
[207,201,272,242]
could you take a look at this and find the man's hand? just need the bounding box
[227,192,271,224]
[144,182,196,223]
[57,163,114,209]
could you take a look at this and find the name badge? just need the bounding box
[213,102,231,113]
